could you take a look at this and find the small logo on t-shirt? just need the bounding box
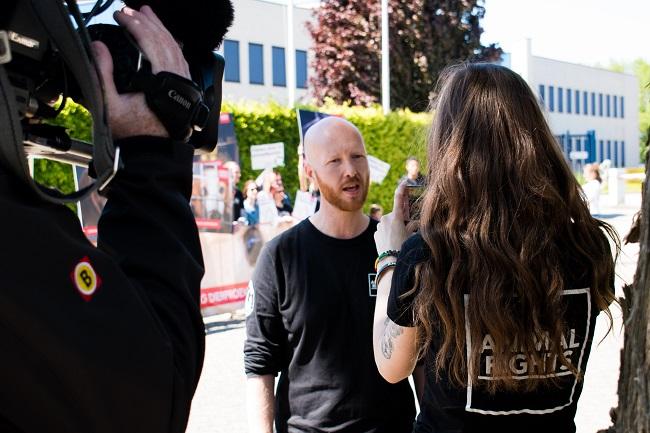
[70,257,102,302]
[245,281,255,317]
[368,274,378,297]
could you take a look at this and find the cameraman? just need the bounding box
[0,6,205,433]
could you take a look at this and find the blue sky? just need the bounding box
[480,0,649,68]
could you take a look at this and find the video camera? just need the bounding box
[0,0,234,204]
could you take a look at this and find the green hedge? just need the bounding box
[38,99,431,212]
[224,100,430,212]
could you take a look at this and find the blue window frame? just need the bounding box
[558,87,563,113]
[621,96,625,118]
[272,46,286,87]
[599,140,604,161]
[296,50,308,89]
[591,92,596,116]
[607,140,612,160]
[567,88,572,113]
[598,93,603,116]
[613,95,618,118]
[613,140,618,166]
[606,94,611,117]
[548,86,555,112]
[621,140,626,166]
[223,40,240,82]
[249,43,264,85]
[575,90,580,114]
[538,84,545,108]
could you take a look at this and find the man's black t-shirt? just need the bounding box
[233,188,244,220]
[244,218,415,433]
[388,233,609,433]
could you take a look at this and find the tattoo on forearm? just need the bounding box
[381,318,403,359]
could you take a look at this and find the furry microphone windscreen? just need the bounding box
[123,0,234,56]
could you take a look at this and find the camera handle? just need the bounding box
[133,70,209,142]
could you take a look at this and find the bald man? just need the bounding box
[244,118,416,433]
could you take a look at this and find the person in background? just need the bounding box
[372,63,617,433]
[242,180,260,226]
[273,169,293,210]
[224,161,244,221]
[399,156,425,186]
[272,181,293,216]
[582,163,602,216]
[369,203,383,221]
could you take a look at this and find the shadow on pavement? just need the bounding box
[204,319,245,336]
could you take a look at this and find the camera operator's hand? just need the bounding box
[92,5,191,139]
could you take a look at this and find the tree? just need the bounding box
[610,137,650,432]
[307,0,502,111]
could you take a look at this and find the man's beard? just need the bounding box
[314,171,369,212]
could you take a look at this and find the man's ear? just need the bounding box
[303,161,317,188]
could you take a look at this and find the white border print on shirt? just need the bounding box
[464,289,592,415]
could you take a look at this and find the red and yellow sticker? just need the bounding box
[70,257,102,301]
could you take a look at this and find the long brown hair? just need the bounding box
[413,63,618,392]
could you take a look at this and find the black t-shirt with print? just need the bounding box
[245,218,415,433]
[388,233,610,433]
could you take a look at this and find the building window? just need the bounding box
[591,92,596,116]
[606,94,611,117]
[621,96,625,118]
[548,86,555,112]
[598,93,603,117]
[272,46,286,87]
[249,43,264,85]
[599,140,604,162]
[613,140,618,166]
[296,50,308,89]
[575,90,580,114]
[613,95,618,118]
[558,87,563,113]
[621,140,626,166]
[223,40,240,82]
[538,84,545,108]
[607,140,612,160]
[567,88,572,113]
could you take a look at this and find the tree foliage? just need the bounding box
[307,0,502,111]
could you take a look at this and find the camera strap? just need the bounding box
[133,71,209,142]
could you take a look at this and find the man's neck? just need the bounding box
[408,173,419,180]
[309,201,369,240]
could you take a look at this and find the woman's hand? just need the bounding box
[374,181,411,254]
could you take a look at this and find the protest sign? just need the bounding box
[367,155,391,184]
[251,142,285,170]
[292,190,318,220]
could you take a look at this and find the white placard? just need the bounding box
[251,142,285,170]
[292,190,318,221]
[367,155,391,184]
[569,150,589,160]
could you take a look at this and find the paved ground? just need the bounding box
[186,193,642,433]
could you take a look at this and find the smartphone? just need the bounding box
[406,184,425,221]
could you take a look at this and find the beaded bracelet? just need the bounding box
[374,260,397,287]
[374,249,400,270]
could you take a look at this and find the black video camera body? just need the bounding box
[3,0,231,155]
